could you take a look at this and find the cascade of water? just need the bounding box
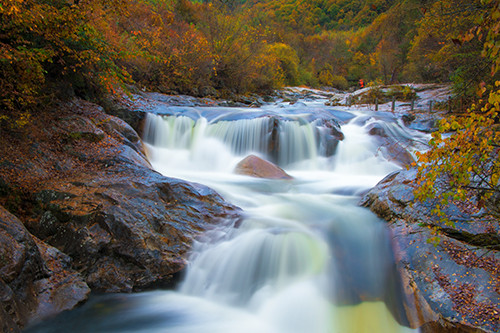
[333,120,401,176]
[206,118,272,156]
[141,107,416,332]
[277,120,319,166]
[180,229,329,307]
[143,113,338,167]
[26,102,420,333]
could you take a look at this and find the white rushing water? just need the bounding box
[26,100,428,333]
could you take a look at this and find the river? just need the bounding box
[25,93,430,333]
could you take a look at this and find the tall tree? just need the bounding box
[0,0,129,118]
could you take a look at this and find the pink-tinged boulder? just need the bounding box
[361,169,500,333]
[234,155,293,180]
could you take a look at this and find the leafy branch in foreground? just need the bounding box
[0,0,130,118]
[415,83,500,221]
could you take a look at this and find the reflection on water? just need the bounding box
[25,101,427,333]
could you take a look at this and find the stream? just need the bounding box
[25,94,430,333]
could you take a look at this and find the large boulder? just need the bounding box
[0,206,89,332]
[22,101,241,293]
[234,155,293,180]
[361,169,500,332]
[31,168,240,292]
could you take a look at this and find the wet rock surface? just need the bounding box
[366,122,415,167]
[32,168,241,293]
[1,206,46,333]
[401,110,439,133]
[0,99,241,331]
[0,206,90,332]
[361,169,500,332]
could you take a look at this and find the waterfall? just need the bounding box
[143,113,337,167]
[140,107,415,333]
[25,102,420,333]
[277,120,318,166]
[334,121,398,175]
[180,229,329,306]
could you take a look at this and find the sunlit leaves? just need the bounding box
[407,0,492,96]
[415,83,500,224]
[478,0,500,74]
[2,0,499,114]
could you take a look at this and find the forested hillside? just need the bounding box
[1,0,498,122]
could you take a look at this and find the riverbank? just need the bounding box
[361,169,500,333]
[0,99,240,331]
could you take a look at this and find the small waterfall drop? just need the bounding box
[143,113,340,168]
[206,118,272,156]
[334,121,399,175]
[180,229,329,307]
[277,120,319,165]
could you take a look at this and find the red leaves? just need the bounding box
[432,263,500,330]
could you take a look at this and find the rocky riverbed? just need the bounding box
[1,85,498,333]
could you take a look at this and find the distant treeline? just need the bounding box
[1,0,497,116]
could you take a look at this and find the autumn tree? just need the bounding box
[298,31,352,86]
[195,3,272,94]
[0,0,129,125]
[414,0,500,229]
[4,0,497,106]
[264,43,300,86]
[115,0,215,95]
[407,0,493,97]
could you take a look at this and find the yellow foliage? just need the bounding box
[415,1,500,225]
[415,84,500,221]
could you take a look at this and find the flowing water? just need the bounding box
[26,97,430,333]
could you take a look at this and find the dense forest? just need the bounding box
[1,0,498,119]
